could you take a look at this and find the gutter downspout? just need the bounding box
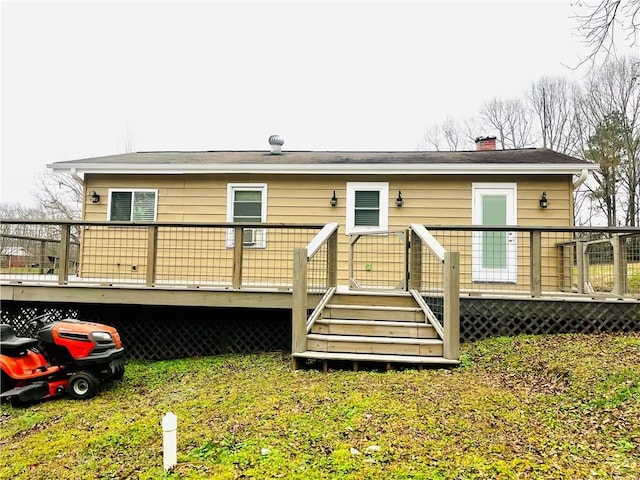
[573,169,589,188]
[69,168,83,185]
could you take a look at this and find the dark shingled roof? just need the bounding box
[52,148,593,166]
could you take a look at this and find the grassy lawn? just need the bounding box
[1,333,639,479]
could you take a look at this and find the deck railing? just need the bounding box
[291,223,339,355]
[0,233,80,275]
[424,226,640,299]
[0,220,324,289]
[2,221,638,299]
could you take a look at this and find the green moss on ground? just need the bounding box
[1,333,638,479]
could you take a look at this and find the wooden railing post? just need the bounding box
[530,230,542,298]
[443,251,460,360]
[57,224,70,285]
[146,225,158,287]
[576,240,585,294]
[611,235,627,296]
[326,230,338,288]
[409,228,423,291]
[292,248,308,356]
[232,226,244,289]
[39,240,47,275]
[557,243,572,292]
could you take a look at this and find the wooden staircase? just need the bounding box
[292,292,460,369]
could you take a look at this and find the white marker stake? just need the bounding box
[162,412,177,471]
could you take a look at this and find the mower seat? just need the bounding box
[0,324,39,354]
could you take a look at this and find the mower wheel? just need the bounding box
[68,371,100,400]
[1,370,15,394]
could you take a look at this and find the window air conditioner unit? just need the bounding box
[242,228,257,246]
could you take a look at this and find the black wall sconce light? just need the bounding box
[539,191,548,209]
[330,190,338,207]
[90,191,100,204]
[396,190,404,207]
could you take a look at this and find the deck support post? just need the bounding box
[146,225,158,287]
[292,247,308,361]
[57,224,70,285]
[443,251,460,361]
[530,231,542,298]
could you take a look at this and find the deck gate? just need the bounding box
[349,231,408,291]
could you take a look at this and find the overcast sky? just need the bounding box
[0,0,607,206]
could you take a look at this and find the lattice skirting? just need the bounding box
[460,298,640,342]
[1,300,638,359]
[0,303,291,360]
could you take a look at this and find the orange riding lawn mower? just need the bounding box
[0,315,124,403]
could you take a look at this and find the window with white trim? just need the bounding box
[226,183,267,248]
[346,182,389,234]
[108,189,157,221]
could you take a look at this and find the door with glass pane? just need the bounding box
[472,184,517,283]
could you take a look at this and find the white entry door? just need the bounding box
[472,183,517,283]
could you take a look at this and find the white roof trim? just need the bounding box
[49,162,597,177]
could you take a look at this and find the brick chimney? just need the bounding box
[475,136,497,151]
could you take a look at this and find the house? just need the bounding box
[46,136,602,367]
[0,246,32,268]
[49,135,597,287]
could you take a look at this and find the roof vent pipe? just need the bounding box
[268,135,284,154]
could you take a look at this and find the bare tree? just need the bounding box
[441,117,462,151]
[0,171,83,245]
[460,117,485,148]
[417,124,443,151]
[575,55,640,226]
[32,172,83,221]
[0,202,68,249]
[527,76,581,153]
[573,0,640,65]
[118,124,136,153]
[418,117,476,151]
[0,203,52,237]
[479,97,535,149]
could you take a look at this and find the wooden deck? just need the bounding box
[0,281,294,309]
[2,220,638,366]
[2,279,638,365]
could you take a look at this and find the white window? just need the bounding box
[346,182,389,234]
[226,183,267,248]
[108,189,157,221]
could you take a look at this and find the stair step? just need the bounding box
[325,305,424,321]
[330,292,416,308]
[308,334,442,345]
[312,319,438,339]
[307,334,443,356]
[293,351,459,366]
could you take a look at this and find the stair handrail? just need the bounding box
[409,224,445,262]
[409,224,460,361]
[410,289,445,340]
[307,222,340,259]
[306,287,336,333]
[292,223,339,355]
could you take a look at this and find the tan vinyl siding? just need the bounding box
[82,173,576,286]
[86,173,573,226]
